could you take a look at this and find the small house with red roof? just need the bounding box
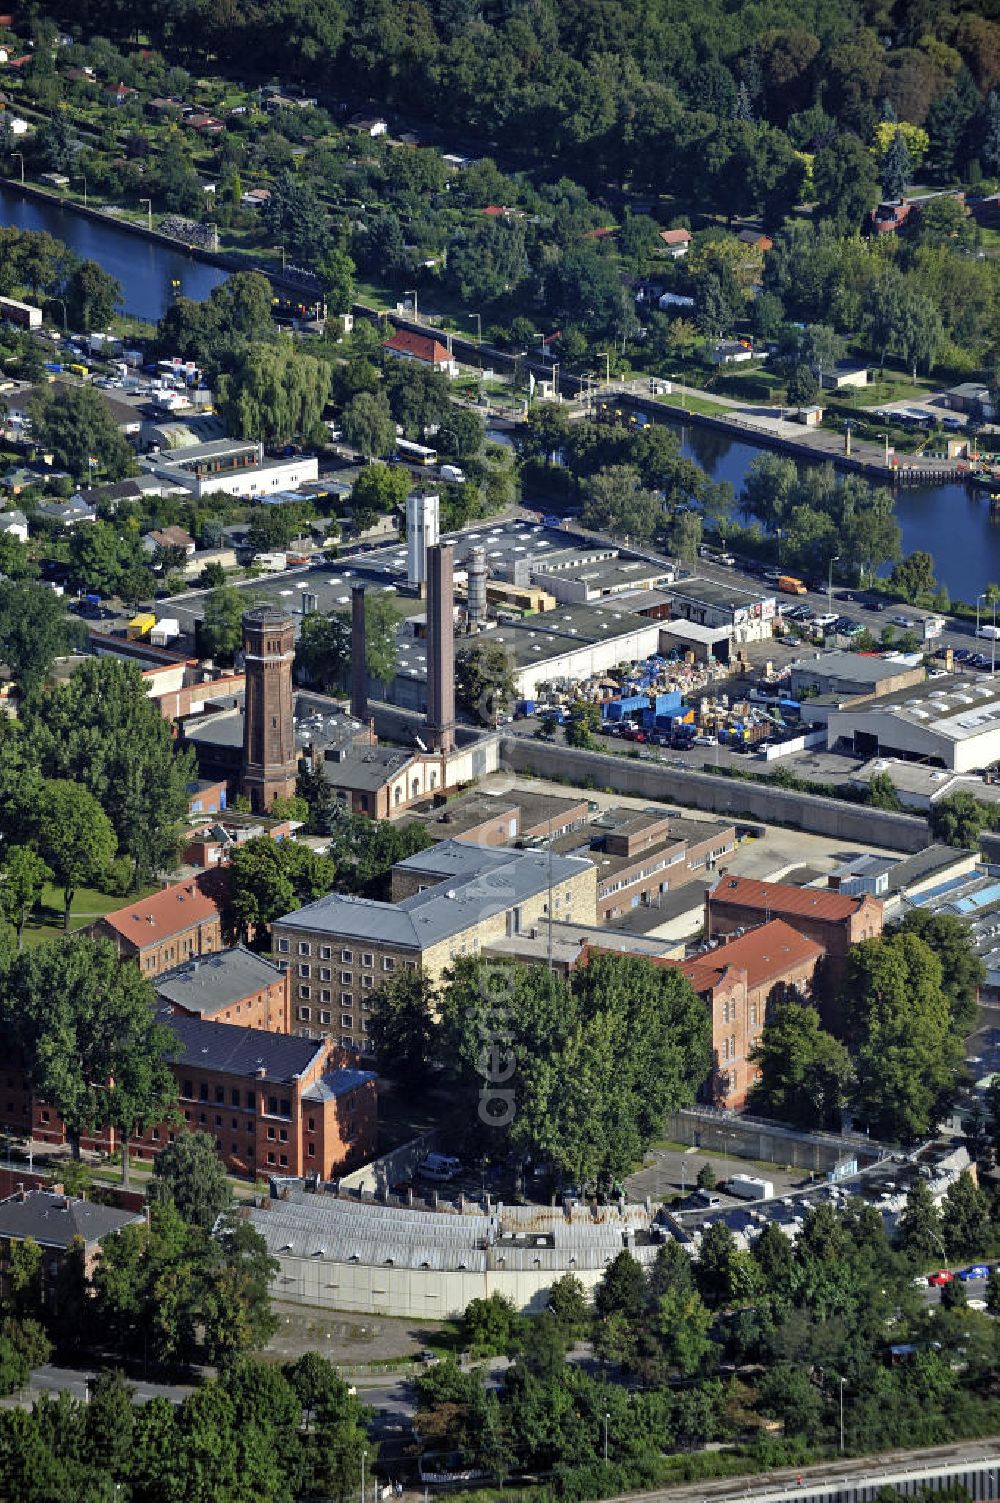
[659,227,692,258]
[384,328,459,377]
[104,80,136,105]
[89,870,229,977]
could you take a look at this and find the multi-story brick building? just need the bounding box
[705,874,883,1010]
[90,871,228,978]
[674,919,824,1109]
[2,1014,376,1183]
[132,1016,376,1181]
[155,946,291,1033]
[273,840,598,1049]
[0,1190,144,1304]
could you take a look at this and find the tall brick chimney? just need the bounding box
[426,542,455,755]
[241,605,297,813]
[350,585,368,722]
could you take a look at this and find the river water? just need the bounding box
[676,420,1000,602]
[0,184,226,322]
[2,186,994,598]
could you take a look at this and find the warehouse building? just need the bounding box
[790,651,925,702]
[826,676,1000,772]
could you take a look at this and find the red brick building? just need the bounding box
[90,871,228,978]
[133,1016,376,1180]
[155,946,291,1033]
[673,919,824,1109]
[2,1013,376,1183]
[705,874,883,1011]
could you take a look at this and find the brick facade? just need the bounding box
[241,606,297,813]
[89,871,228,979]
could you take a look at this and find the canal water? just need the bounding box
[677,420,1000,602]
[0,184,227,322]
[2,186,994,598]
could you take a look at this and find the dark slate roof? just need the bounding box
[156,946,286,1017]
[162,1011,327,1083]
[302,1068,376,1102]
[0,1190,142,1249]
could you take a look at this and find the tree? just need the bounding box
[742,453,797,529]
[229,836,334,939]
[0,847,52,950]
[349,463,409,532]
[201,585,263,664]
[696,1162,717,1190]
[866,772,901,811]
[651,1284,714,1376]
[368,968,437,1085]
[4,934,177,1161]
[881,129,913,200]
[295,611,352,693]
[149,1131,232,1232]
[812,134,880,229]
[218,344,331,445]
[64,260,121,332]
[842,932,962,1143]
[547,1274,589,1337]
[0,580,73,693]
[595,1251,647,1322]
[940,1170,990,1259]
[897,1178,944,1266]
[325,815,432,900]
[27,385,136,482]
[564,702,600,749]
[317,247,356,315]
[26,657,197,883]
[341,391,395,460]
[581,465,661,542]
[363,590,400,685]
[34,779,117,929]
[748,1003,852,1130]
[462,1293,522,1356]
[929,792,987,850]
[438,953,710,1186]
[36,109,77,174]
[455,639,516,724]
[891,550,937,602]
[898,910,985,1039]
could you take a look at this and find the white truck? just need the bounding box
[725,1173,774,1201]
[440,463,465,484]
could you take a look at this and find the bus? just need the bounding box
[396,438,438,466]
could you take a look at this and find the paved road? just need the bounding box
[0,1364,194,1409]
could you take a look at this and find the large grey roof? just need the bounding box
[0,1190,142,1249]
[163,1012,327,1083]
[250,1188,658,1273]
[273,840,594,951]
[156,946,286,1017]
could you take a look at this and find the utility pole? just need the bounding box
[827,553,840,616]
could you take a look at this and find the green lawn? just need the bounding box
[20,880,157,947]
[656,391,730,417]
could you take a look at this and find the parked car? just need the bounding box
[928,1269,954,1286]
[959,1265,991,1281]
[912,1275,929,1288]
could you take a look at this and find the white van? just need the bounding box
[418,1153,462,1182]
[440,464,465,484]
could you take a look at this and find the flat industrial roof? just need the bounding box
[833,674,1000,742]
[791,651,924,685]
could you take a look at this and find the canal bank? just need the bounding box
[0,178,321,321]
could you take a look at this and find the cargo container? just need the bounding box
[725,1173,774,1201]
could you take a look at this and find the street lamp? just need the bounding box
[139,197,152,231]
[552,361,559,400]
[599,351,611,387]
[839,1377,846,1453]
[75,174,87,209]
[827,553,840,615]
[977,591,987,645]
[51,296,67,332]
[468,312,481,345]
[404,288,418,324]
[361,1448,367,1503]
[276,244,286,270]
[12,151,24,185]
[603,1412,610,1465]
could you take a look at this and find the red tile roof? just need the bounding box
[384,329,452,365]
[708,874,876,923]
[100,871,228,947]
[659,228,692,245]
[678,918,823,994]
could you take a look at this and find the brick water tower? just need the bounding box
[241,605,297,813]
